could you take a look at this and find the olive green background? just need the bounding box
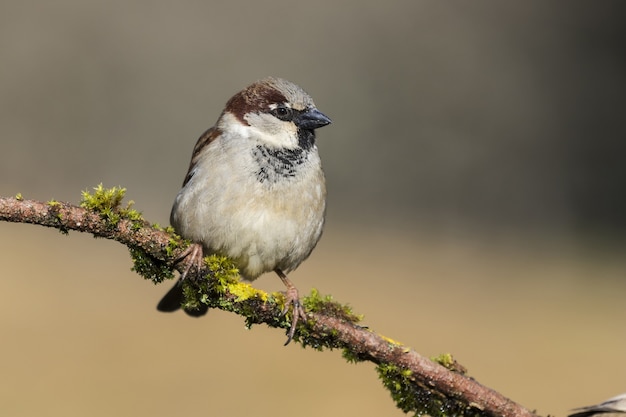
[1,1,625,416]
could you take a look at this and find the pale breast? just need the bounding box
[170,138,326,280]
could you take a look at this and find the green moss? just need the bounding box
[341,348,365,364]
[176,254,241,312]
[431,353,467,375]
[165,237,181,258]
[130,246,174,284]
[207,255,240,291]
[377,363,484,417]
[180,277,210,312]
[46,199,69,234]
[432,353,452,367]
[80,184,125,211]
[151,224,176,234]
[303,288,362,324]
[210,255,239,276]
[121,203,144,230]
[80,184,144,228]
[377,363,423,415]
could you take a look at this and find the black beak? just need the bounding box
[296,108,332,130]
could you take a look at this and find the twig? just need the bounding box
[0,194,540,417]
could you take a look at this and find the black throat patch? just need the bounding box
[252,145,308,183]
[297,126,316,151]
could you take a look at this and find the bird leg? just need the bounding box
[275,268,307,345]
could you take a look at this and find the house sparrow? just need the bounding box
[569,394,626,417]
[157,77,331,344]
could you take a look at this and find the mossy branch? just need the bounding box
[0,187,540,417]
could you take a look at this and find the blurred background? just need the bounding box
[1,1,625,416]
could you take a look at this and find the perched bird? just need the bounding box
[569,394,626,417]
[157,77,331,344]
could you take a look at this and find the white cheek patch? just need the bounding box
[244,112,299,149]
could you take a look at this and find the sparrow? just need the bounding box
[568,394,626,417]
[157,77,331,344]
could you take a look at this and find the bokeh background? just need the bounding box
[1,1,625,416]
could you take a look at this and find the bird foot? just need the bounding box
[174,243,204,281]
[280,283,307,346]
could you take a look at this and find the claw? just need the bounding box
[175,243,204,281]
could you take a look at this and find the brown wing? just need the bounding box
[182,126,222,187]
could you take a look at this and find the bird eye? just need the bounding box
[271,105,294,121]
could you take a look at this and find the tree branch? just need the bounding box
[0,191,540,417]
